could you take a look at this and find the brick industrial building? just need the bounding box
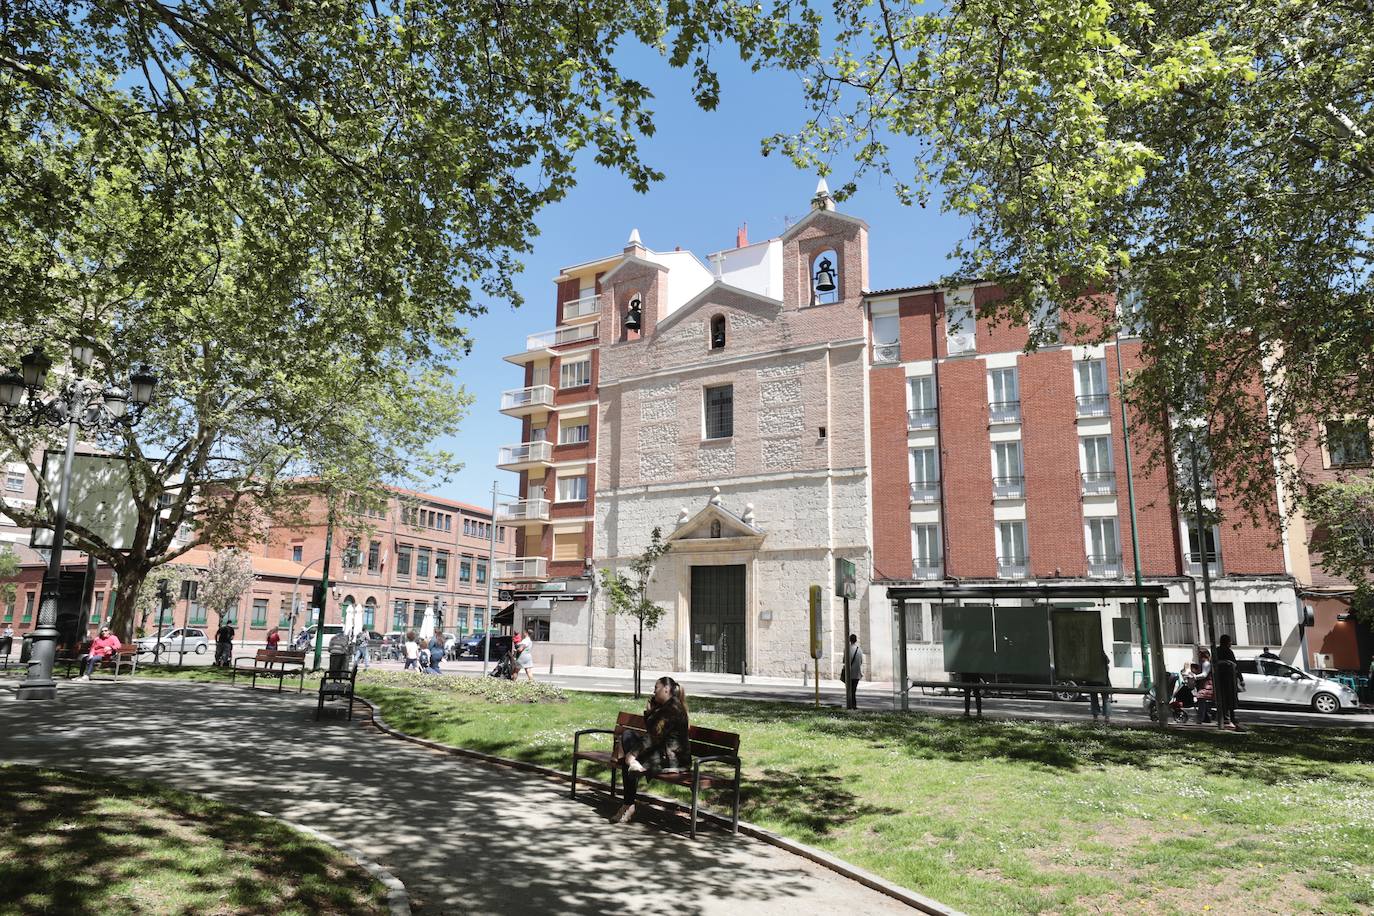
[496,183,1371,681]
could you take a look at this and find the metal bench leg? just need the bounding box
[690,775,701,840]
[732,762,742,834]
[610,764,617,797]
[570,758,579,798]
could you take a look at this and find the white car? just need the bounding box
[1236,658,1360,714]
[135,627,209,655]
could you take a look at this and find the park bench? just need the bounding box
[58,642,140,680]
[231,649,307,693]
[316,652,358,721]
[570,711,742,839]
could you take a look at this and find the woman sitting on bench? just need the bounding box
[611,676,690,825]
[78,627,122,681]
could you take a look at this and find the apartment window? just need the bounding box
[945,294,975,355]
[988,367,1020,421]
[557,475,588,503]
[525,614,551,641]
[367,540,381,573]
[464,519,472,536]
[1086,518,1120,575]
[704,385,734,439]
[993,442,1024,497]
[251,599,268,628]
[1076,359,1109,416]
[559,419,590,445]
[435,551,449,582]
[1116,605,1143,645]
[498,527,505,543]
[4,470,22,492]
[473,607,485,632]
[1081,436,1114,493]
[903,602,924,643]
[1161,602,1197,646]
[221,605,235,626]
[913,524,941,578]
[291,544,303,563]
[1118,286,1146,336]
[3,595,13,620]
[1245,602,1281,646]
[997,521,1027,575]
[872,314,900,364]
[460,558,472,583]
[1185,521,1220,571]
[476,561,487,585]
[416,547,431,578]
[413,601,427,627]
[393,600,407,631]
[445,515,452,532]
[908,376,937,429]
[554,529,585,561]
[457,605,471,634]
[1326,420,1372,467]
[343,537,362,570]
[930,604,944,644]
[560,358,592,389]
[363,602,376,630]
[91,591,104,624]
[396,544,412,577]
[186,601,205,625]
[1204,602,1236,643]
[910,448,939,504]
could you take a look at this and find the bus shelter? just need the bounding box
[885,582,1172,727]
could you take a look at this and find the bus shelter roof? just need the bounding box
[884,582,1171,601]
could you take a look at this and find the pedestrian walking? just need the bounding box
[265,627,281,652]
[77,626,122,680]
[844,634,864,710]
[427,632,444,674]
[961,671,984,718]
[214,622,235,667]
[1214,634,1242,730]
[403,631,420,671]
[610,676,690,825]
[1089,651,1112,724]
[513,631,535,681]
[355,633,371,670]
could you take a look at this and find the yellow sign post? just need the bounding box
[809,585,823,707]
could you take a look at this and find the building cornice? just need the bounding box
[599,337,865,389]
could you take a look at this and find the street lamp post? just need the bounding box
[0,343,156,700]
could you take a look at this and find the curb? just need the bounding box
[354,696,963,916]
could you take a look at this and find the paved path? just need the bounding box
[0,680,916,915]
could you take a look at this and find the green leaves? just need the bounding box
[599,526,672,631]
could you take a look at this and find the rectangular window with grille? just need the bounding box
[704,385,734,440]
[393,600,407,631]
[1326,419,1372,467]
[435,551,449,582]
[931,604,944,644]
[396,545,412,576]
[460,558,472,583]
[367,540,381,572]
[903,602,923,643]
[416,547,431,578]
[1204,602,1236,642]
[1244,602,1281,647]
[1161,602,1197,646]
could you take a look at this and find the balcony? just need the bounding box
[495,498,551,523]
[909,481,941,505]
[499,384,555,417]
[1081,471,1117,496]
[912,559,943,581]
[496,557,548,581]
[993,475,1025,499]
[988,400,1021,424]
[907,407,938,430]
[562,293,601,323]
[1087,553,1123,578]
[997,556,1029,579]
[1076,393,1110,418]
[872,343,900,365]
[1186,551,1223,578]
[505,324,599,364]
[496,441,554,472]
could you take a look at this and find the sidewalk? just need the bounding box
[0,680,919,915]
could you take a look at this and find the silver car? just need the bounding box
[1237,658,1360,714]
[135,627,209,655]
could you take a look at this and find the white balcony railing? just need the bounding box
[997,557,1029,579]
[993,475,1025,499]
[1087,554,1123,578]
[988,400,1021,424]
[495,498,551,523]
[912,560,943,581]
[496,557,548,580]
[524,323,598,351]
[873,343,900,365]
[907,407,938,430]
[1186,551,1223,578]
[496,441,553,468]
[909,481,941,505]
[562,293,601,322]
[499,384,555,413]
[1081,471,1116,496]
[1076,393,1110,417]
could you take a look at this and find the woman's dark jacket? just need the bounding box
[642,700,691,771]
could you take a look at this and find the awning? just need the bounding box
[493,603,516,626]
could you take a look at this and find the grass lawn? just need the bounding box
[127,667,1374,913]
[0,765,388,915]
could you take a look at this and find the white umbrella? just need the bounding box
[418,605,436,641]
[342,602,360,637]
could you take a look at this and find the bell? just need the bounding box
[624,298,642,332]
[814,257,837,293]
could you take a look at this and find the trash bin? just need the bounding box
[20,635,33,664]
[327,633,350,676]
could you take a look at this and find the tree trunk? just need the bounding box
[109,564,149,643]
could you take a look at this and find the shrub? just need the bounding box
[357,669,567,703]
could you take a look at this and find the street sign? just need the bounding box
[834,558,856,599]
[809,585,823,660]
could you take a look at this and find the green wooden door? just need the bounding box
[690,565,745,674]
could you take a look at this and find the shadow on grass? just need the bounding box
[0,766,385,915]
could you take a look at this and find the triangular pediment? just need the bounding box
[666,500,765,547]
[654,281,782,336]
[598,254,669,286]
[779,207,868,243]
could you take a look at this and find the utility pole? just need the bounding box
[481,480,499,677]
[1188,432,1222,731]
[1114,337,1151,685]
[312,499,335,671]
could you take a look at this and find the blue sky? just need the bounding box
[426,45,969,506]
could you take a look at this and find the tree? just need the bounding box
[1303,478,1374,623]
[133,563,197,639]
[199,549,258,628]
[600,527,671,698]
[755,0,1373,522]
[0,545,18,614]
[1,2,813,639]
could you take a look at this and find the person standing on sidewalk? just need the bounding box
[1214,634,1242,731]
[845,634,864,710]
[513,631,535,681]
[214,622,235,667]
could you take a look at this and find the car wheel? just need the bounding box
[195,643,207,655]
[1053,681,1081,702]
[1312,692,1340,714]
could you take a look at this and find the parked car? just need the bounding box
[461,633,512,661]
[1236,658,1360,713]
[135,628,209,655]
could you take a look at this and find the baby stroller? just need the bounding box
[488,651,515,680]
[1145,672,1189,723]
